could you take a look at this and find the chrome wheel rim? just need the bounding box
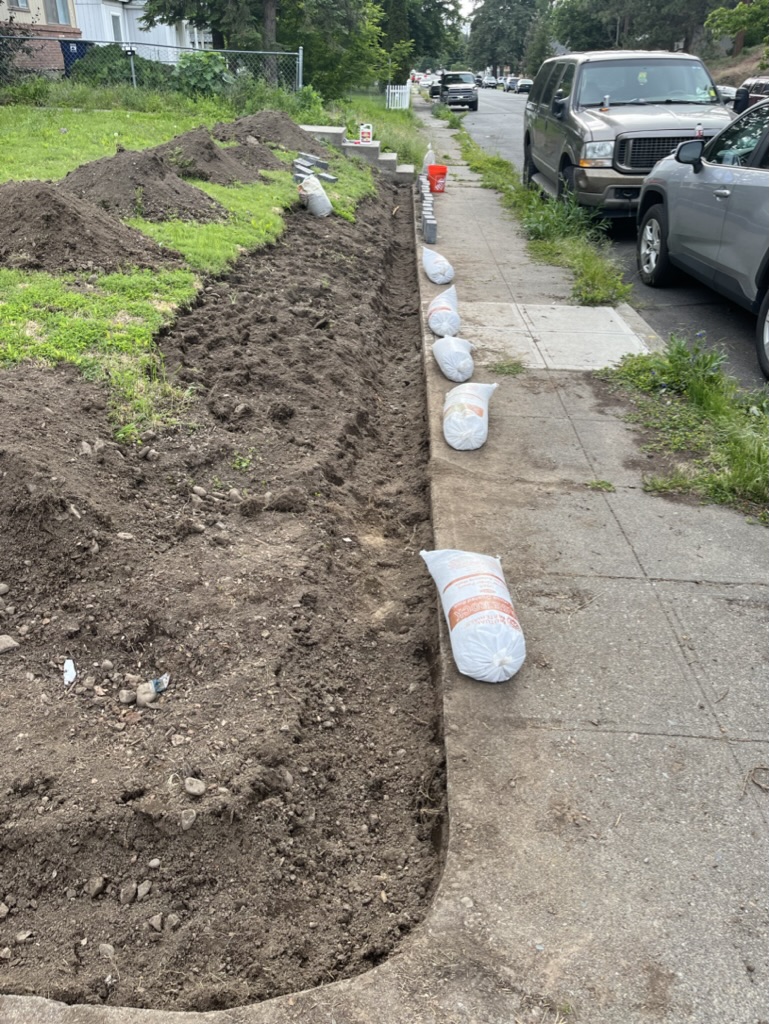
[762,303,769,365]
[640,218,661,276]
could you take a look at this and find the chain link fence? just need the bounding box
[0,34,303,92]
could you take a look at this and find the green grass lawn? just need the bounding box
[0,107,224,183]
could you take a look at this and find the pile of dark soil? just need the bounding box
[213,110,329,157]
[152,126,281,184]
[0,124,444,1014]
[0,181,181,274]
[59,148,229,223]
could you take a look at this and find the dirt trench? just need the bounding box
[0,161,446,1011]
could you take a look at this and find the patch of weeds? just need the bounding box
[586,479,616,492]
[458,132,630,307]
[488,358,525,376]
[232,450,254,472]
[432,104,464,130]
[598,335,769,515]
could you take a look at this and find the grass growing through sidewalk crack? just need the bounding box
[598,336,769,518]
[457,133,630,307]
[488,358,525,376]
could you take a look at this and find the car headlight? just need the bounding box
[579,141,615,168]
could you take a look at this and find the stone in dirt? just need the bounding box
[0,635,19,654]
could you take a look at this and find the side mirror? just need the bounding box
[551,93,566,117]
[733,87,750,115]
[675,139,705,171]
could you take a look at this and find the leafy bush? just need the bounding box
[71,44,173,90]
[173,51,233,97]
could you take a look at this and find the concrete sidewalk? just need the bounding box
[2,109,767,1024]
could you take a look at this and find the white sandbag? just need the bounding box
[297,174,332,218]
[443,381,497,450]
[422,247,455,285]
[421,549,526,683]
[432,336,475,383]
[427,285,461,337]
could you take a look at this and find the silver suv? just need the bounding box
[637,99,769,378]
[523,51,736,216]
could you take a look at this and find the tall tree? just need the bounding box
[466,0,538,73]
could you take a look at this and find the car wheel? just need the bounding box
[522,143,536,187]
[468,102,478,111]
[756,287,769,379]
[557,163,575,199]
[637,204,673,287]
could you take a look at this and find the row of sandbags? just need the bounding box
[420,247,525,684]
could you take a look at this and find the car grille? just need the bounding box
[615,135,710,172]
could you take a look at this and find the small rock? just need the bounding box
[119,689,137,705]
[146,449,160,462]
[228,488,242,501]
[0,635,19,654]
[15,931,33,944]
[184,777,206,798]
[191,485,207,497]
[0,903,8,920]
[101,659,114,672]
[165,913,181,932]
[119,882,137,905]
[180,809,196,831]
[99,943,115,959]
[148,858,161,870]
[137,880,152,901]
[17,624,29,636]
[148,914,164,932]
[88,875,108,899]
[0,948,10,960]
[79,441,93,455]
[0,584,8,596]
[136,682,157,707]
[116,532,135,541]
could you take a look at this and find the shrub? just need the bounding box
[173,50,233,97]
[70,44,173,90]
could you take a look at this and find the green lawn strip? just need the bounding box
[0,268,198,434]
[599,337,769,517]
[0,107,224,184]
[458,131,630,307]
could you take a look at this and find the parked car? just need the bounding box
[717,83,737,103]
[740,76,769,107]
[522,50,735,216]
[504,76,519,92]
[515,78,533,93]
[439,71,479,111]
[482,75,498,89]
[636,99,769,377]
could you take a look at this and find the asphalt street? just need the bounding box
[460,87,765,389]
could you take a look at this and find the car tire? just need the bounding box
[637,204,673,287]
[469,102,478,111]
[557,163,575,199]
[756,287,769,380]
[522,143,536,187]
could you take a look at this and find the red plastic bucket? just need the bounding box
[427,163,448,193]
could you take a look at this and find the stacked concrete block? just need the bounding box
[418,174,438,243]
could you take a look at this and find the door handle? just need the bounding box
[713,189,731,198]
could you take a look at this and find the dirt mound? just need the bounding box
[0,177,445,1012]
[0,181,181,274]
[151,127,271,184]
[213,109,330,156]
[59,148,229,223]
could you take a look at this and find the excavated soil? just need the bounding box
[0,115,446,1013]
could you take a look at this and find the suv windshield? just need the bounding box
[575,58,719,107]
[445,73,475,85]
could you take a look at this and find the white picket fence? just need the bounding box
[386,84,411,110]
